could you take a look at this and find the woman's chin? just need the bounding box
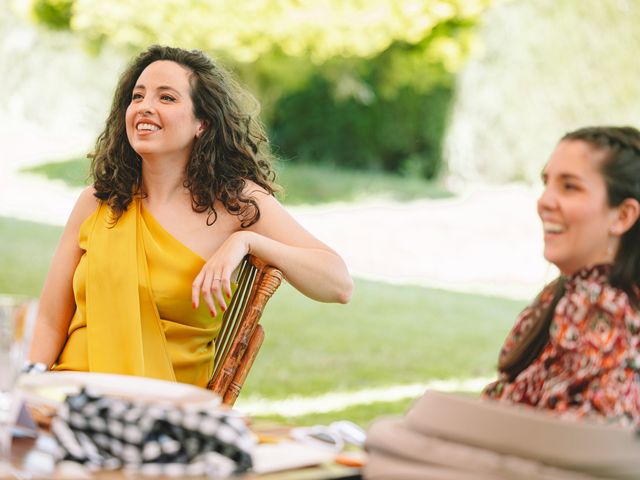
[542,249,558,265]
[543,252,570,275]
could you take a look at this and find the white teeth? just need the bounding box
[137,123,160,131]
[543,222,565,233]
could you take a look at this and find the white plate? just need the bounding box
[19,371,220,406]
[252,441,337,474]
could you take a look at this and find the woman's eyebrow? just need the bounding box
[158,86,183,97]
[131,84,182,97]
[540,171,584,182]
[557,173,583,181]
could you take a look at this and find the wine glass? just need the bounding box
[0,296,30,472]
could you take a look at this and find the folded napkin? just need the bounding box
[51,388,255,477]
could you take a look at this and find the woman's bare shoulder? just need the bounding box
[242,179,271,198]
[68,186,100,227]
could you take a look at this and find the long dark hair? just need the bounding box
[562,126,640,305]
[91,45,276,227]
[499,126,640,379]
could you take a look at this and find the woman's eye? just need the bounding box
[131,92,143,101]
[563,183,578,191]
[161,95,176,102]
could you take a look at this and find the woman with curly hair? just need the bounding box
[29,45,353,386]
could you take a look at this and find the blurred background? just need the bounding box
[1,0,639,426]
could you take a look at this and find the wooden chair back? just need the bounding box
[207,255,282,406]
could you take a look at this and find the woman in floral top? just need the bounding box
[484,126,640,426]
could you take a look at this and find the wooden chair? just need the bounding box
[207,255,282,406]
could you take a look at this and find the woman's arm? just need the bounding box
[192,188,353,316]
[29,187,99,366]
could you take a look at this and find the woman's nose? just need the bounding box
[136,98,155,116]
[140,104,154,116]
[537,185,557,213]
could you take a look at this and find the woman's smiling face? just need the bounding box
[537,139,620,275]
[125,60,204,161]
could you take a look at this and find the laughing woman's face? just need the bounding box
[537,140,620,275]
[125,60,205,162]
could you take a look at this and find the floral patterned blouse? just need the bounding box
[483,264,640,426]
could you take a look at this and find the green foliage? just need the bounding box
[30,0,492,63]
[30,0,73,30]
[25,0,491,107]
[272,75,453,178]
[25,0,494,177]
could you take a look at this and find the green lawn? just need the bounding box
[1,214,523,427]
[256,397,418,428]
[0,217,61,296]
[275,161,450,204]
[24,157,91,189]
[22,158,451,205]
[247,281,520,398]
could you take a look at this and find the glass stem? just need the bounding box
[0,392,15,461]
[0,424,10,461]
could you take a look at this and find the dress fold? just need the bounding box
[55,197,219,387]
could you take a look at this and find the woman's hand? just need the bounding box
[191,231,253,317]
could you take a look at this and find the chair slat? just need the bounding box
[213,258,253,378]
[223,325,265,405]
[207,255,282,406]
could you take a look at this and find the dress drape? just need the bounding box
[55,197,220,387]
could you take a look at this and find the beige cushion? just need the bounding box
[365,390,640,480]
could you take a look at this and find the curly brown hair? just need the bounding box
[91,45,276,227]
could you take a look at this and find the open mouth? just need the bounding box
[136,122,161,132]
[542,221,566,234]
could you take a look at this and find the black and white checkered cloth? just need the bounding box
[51,388,255,477]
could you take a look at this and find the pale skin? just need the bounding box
[537,140,640,275]
[30,60,353,367]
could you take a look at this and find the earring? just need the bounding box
[607,234,618,259]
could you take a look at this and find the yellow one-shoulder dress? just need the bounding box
[54,197,221,387]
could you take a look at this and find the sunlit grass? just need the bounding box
[245,282,520,398]
[22,157,451,205]
[0,217,60,296]
[1,213,521,426]
[24,157,90,189]
[250,391,481,429]
[253,397,417,430]
[274,161,450,204]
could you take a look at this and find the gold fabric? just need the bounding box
[54,197,220,387]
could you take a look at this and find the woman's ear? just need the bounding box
[611,198,640,236]
[196,120,208,139]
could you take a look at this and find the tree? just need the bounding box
[28,0,495,177]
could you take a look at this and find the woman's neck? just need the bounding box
[140,156,189,205]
